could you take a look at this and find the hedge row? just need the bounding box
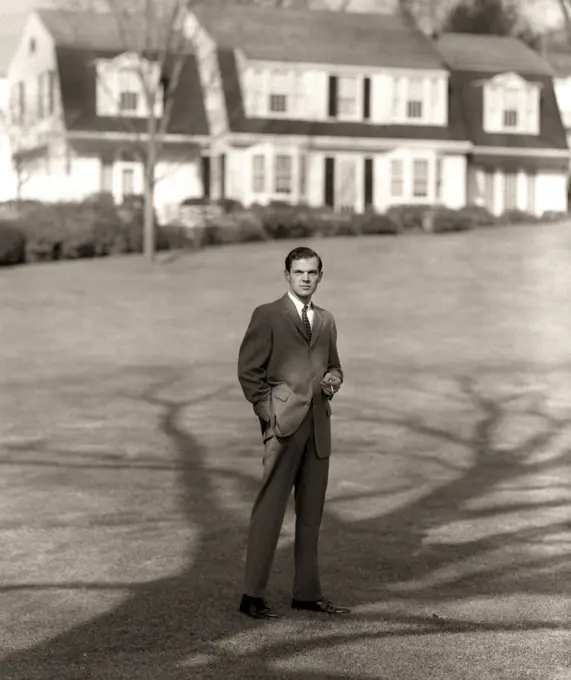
[1,198,569,267]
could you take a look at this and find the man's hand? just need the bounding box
[320,372,342,398]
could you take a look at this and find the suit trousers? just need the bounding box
[244,408,329,600]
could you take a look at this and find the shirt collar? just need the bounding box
[288,291,313,313]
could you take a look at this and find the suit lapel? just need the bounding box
[310,307,323,347]
[282,294,308,341]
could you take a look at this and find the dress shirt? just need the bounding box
[288,291,314,328]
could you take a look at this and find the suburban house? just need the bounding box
[184,4,472,213]
[6,9,208,221]
[435,33,569,216]
[0,74,18,202]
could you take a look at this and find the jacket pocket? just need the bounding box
[272,384,291,402]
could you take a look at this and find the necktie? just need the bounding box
[302,304,312,341]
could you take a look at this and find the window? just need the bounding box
[252,154,265,193]
[275,155,292,194]
[407,78,423,120]
[390,159,404,197]
[485,75,540,134]
[119,91,138,113]
[122,167,135,196]
[504,172,518,210]
[269,94,287,113]
[268,71,290,115]
[29,38,36,54]
[336,157,357,212]
[503,87,519,128]
[413,159,429,198]
[118,69,139,114]
[337,76,358,118]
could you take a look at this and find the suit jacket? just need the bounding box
[238,293,343,458]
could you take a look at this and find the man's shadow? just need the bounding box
[1,364,570,679]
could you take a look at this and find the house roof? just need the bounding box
[436,34,554,77]
[55,46,208,136]
[36,8,188,52]
[449,71,567,151]
[217,48,468,142]
[191,4,446,69]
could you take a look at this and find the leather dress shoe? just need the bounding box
[239,594,279,619]
[292,598,350,615]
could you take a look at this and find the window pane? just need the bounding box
[407,78,423,119]
[269,70,290,114]
[252,154,265,193]
[390,159,403,197]
[337,76,357,116]
[275,155,292,194]
[120,92,138,112]
[413,159,429,198]
[269,94,287,113]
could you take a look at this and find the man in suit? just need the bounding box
[237,246,349,619]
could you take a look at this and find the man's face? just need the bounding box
[285,257,322,301]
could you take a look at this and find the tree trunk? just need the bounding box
[144,114,157,262]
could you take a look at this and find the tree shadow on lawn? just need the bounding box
[1,365,571,679]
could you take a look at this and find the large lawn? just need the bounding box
[1,225,571,679]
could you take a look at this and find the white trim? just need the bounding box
[231,133,472,152]
[244,58,448,79]
[474,146,569,157]
[66,131,209,144]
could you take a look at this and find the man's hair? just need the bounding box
[285,247,323,273]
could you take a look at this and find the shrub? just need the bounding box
[203,210,267,246]
[498,209,539,225]
[455,205,497,227]
[429,207,477,233]
[260,206,316,240]
[0,221,26,266]
[355,212,400,235]
[541,210,568,223]
[386,204,431,232]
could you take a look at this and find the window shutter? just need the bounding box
[219,154,226,199]
[328,75,338,118]
[363,77,371,120]
[364,157,374,209]
[201,155,211,199]
[324,156,335,207]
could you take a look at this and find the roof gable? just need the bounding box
[56,46,208,136]
[449,70,567,151]
[436,33,553,77]
[191,4,445,70]
[36,8,188,53]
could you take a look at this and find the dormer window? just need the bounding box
[483,72,540,135]
[406,77,423,120]
[95,52,163,119]
[268,71,290,115]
